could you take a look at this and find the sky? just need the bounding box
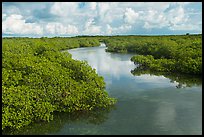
[2,2,202,37]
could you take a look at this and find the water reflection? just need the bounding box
[2,107,115,135]
[69,45,202,91]
[68,45,136,82]
[131,66,202,88]
[68,44,202,135]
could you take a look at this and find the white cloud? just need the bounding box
[87,2,97,10]
[2,2,202,36]
[2,14,78,36]
[167,6,188,25]
[45,23,79,35]
[169,24,201,31]
[97,3,110,20]
[123,8,139,24]
[116,24,132,33]
[2,5,21,15]
[143,22,151,29]
[119,2,172,13]
[142,10,168,29]
[50,2,79,17]
[108,24,132,34]
[106,24,113,35]
[66,25,79,34]
[175,2,191,6]
[83,18,101,34]
[165,5,199,31]
[2,14,43,35]
[96,2,122,24]
[2,13,7,20]
[142,5,197,31]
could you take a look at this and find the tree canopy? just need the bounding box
[2,37,116,130]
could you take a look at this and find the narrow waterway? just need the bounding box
[6,43,202,135]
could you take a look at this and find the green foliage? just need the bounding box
[103,34,202,75]
[2,37,116,131]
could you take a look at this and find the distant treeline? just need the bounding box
[102,34,202,75]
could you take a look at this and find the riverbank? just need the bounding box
[103,34,202,75]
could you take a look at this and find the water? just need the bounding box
[4,43,202,135]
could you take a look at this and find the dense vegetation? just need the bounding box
[2,34,202,131]
[2,37,116,131]
[103,34,202,75]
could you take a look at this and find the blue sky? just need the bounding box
[2,2,202,37]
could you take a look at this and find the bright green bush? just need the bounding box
[104,34,202,75]
[2,37,116,131]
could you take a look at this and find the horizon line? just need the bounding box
[2,33,202,38]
